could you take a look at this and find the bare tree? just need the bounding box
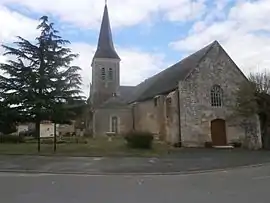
[249,71,270,94]
[235,70,270,149]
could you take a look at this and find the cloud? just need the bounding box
[70,43,168,97]
[1,0,208,29]
[119,47,167,85]
[0,5,37,76]
[162,0,206,22]
[170,0,270,75]
[69,43,95,96]
[0,4,168,98]
[1,37,167,97]
[1,38,167,98]
[0,5,38,44]
[4,0,270,99]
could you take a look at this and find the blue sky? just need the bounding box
[0,0,270,96]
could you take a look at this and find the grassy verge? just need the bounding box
[0,136,177,157]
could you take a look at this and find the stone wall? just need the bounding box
[164,91,180,144]
[133,100,159,135]
[156,95,166,140]
[92,58,120,107]
[133,92,180,144]
[93,107,132,136]
[178,42,262,148]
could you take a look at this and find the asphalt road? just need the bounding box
[1,149,270,174]
[0,164,270,203]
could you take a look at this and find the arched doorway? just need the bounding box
[211,119,227,146]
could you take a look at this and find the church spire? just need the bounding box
[93,2,120,60]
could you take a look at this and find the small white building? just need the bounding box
[18,121,75,138]
[17,124,29,135]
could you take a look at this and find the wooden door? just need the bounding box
[211,119,227,146]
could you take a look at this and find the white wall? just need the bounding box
[17,125,28,135]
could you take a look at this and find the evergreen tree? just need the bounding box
[0,16,83,151]
[0,101,17,135]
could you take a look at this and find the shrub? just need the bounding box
[24,137,37,143]
[40,138,70,144]
[204,141,213,148]
[41,138,54,144]
[40,137,87,144]
[64,132,71,137]
[124,131,154,149]
[60,137,88,144]
[19,130,36,137]
[56,140,67,144]
[173,142,182,148]
[0,135,25,143]
[0,123,17,135]
[231,142,242,148]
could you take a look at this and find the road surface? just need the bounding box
[1,149,270,174]
[0,164,270,203]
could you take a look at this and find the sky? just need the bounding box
[0,0,270,97]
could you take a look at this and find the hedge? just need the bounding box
[0,135,25,143]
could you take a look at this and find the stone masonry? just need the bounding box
[178,42,262,148]
[88,3,262,149]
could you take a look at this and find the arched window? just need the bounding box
[108,68,113,80]
[211,85,223,107]
[111,116,118,133]
[101,67,105,80]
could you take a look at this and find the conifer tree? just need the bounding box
[0,16,83,151]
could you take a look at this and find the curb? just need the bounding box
[0,162,270,176]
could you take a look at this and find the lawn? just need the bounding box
[0,136,177,157]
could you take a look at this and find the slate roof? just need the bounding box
[119,86,135,102]
[99,86,135,108]
[128,41,218,103]
[93,4,120,60]
[99,96,127,108]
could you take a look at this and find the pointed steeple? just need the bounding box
[93,3,120,60]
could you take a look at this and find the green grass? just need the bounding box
[0,136,176,157]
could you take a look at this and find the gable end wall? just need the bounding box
[178,43,262,148]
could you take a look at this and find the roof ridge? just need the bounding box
[140,40,218,85]
[182,40,217,81]
[217,41,249,82]
[128,41,220,103]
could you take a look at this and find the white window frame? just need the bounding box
[110,115,120,133]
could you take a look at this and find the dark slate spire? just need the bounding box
[93,3,120,60]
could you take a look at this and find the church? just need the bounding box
[88,3,262,148]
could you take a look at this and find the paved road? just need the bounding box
[0,164,270,203]
[1,149,270,174]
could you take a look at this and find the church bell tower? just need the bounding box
[91,2,120,107]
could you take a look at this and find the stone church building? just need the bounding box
[89,4,262,148]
